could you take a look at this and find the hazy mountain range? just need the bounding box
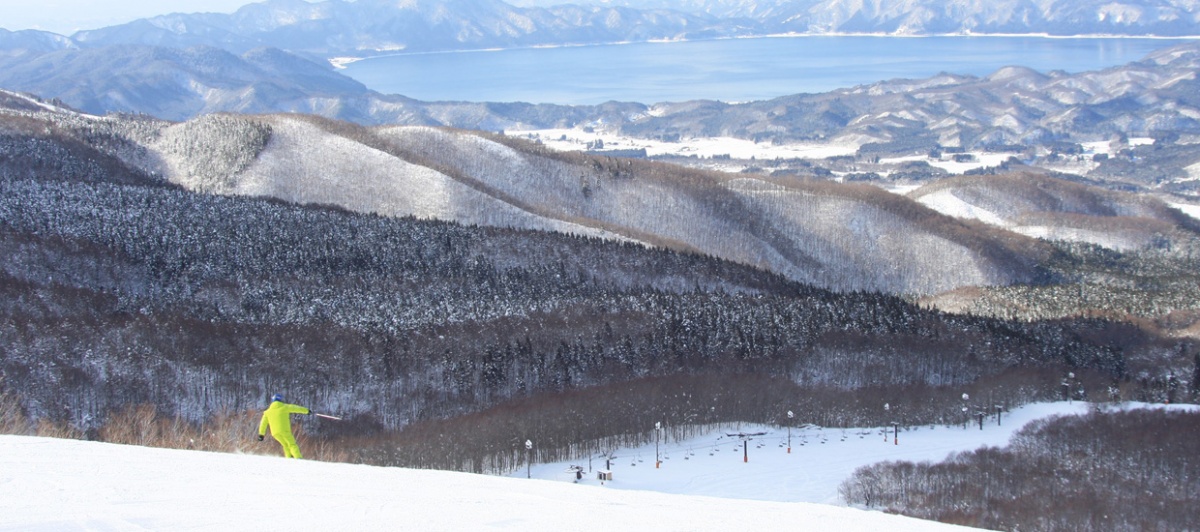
[5,35,1200,173]
[568,0,1200,36]
[8,0,1199,61]
[0,0,1199,150]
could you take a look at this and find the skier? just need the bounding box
[257,393,312,459]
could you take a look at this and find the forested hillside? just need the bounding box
[3,2,1199,527]
[841,407,1200,530]
[0,95,1074,295]
[3,131,1197,466]
[911,172,1200,251]
[2,90,1199,478]
[2,174,1154,424]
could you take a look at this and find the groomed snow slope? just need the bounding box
[521,401,1106,505]
[8,402,1195,530]
[0,435,978,531]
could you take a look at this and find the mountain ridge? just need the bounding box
[910,172,1200,250]
[13,91,1197,296]
[52,0,1200,61]
[5,39,1200,156]
[68,0,727,58]
[0,91,1060,294]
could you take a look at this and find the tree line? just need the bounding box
[1,174,1194,441]
[840,407,1200,531]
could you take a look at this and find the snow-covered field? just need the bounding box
[879,152,1020,175]
[514,128,1170,183]
[0,439,975,532]
[1171,201,1200,219]
[515,126,1015,174]
[3,402,1191,531]
[513,128,858,161]
[517,401,1109,504]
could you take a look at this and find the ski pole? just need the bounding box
[314,413,342,421]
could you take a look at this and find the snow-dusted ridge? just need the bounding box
[60,0,1200,62]
[907,172,1192,251]
[0,88,99,119]
[8,88,1198,294]
[9,99,1181,295]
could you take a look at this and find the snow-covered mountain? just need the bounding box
[52,0,1200,62]
[516,0,1200,35]
[0,28,76,56]
[11,1,1195,70]
[0,96,1055,294]
[763,0,1200,35]
[610,43,1200,152]
[70,0,729,57]
[7,89,1200,293]
[6,36,1200,155]
[0,44,380,122]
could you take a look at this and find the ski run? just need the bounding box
[4,401,1195,530]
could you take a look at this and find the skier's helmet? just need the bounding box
[271,393,284,403]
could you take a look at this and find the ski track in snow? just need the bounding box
[915,189,1010,226]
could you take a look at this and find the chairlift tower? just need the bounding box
[786,410,794,453]
[726,431,768,463]
[655,422,662,469]
[525,439,533,479]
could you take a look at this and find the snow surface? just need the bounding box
[512,127,858,161]
[4,402,1191,531]
[0,89,101,119]
[1170,202,1200,219]
[913,188,1166,250]
[879,152,1018,175]
[516,401,1145,505]
[914,189,1009,226]
[185,118,625,241]
[0,439,975,532]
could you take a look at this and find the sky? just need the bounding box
[0,0,301,34]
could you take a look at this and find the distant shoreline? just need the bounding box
[329,31,1200,69]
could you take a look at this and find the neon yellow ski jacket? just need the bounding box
[258,400,310,440]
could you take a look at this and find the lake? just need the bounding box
[340,35,1191,105]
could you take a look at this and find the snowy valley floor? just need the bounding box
[518,401,1110,504]
[3,402,1192,531]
